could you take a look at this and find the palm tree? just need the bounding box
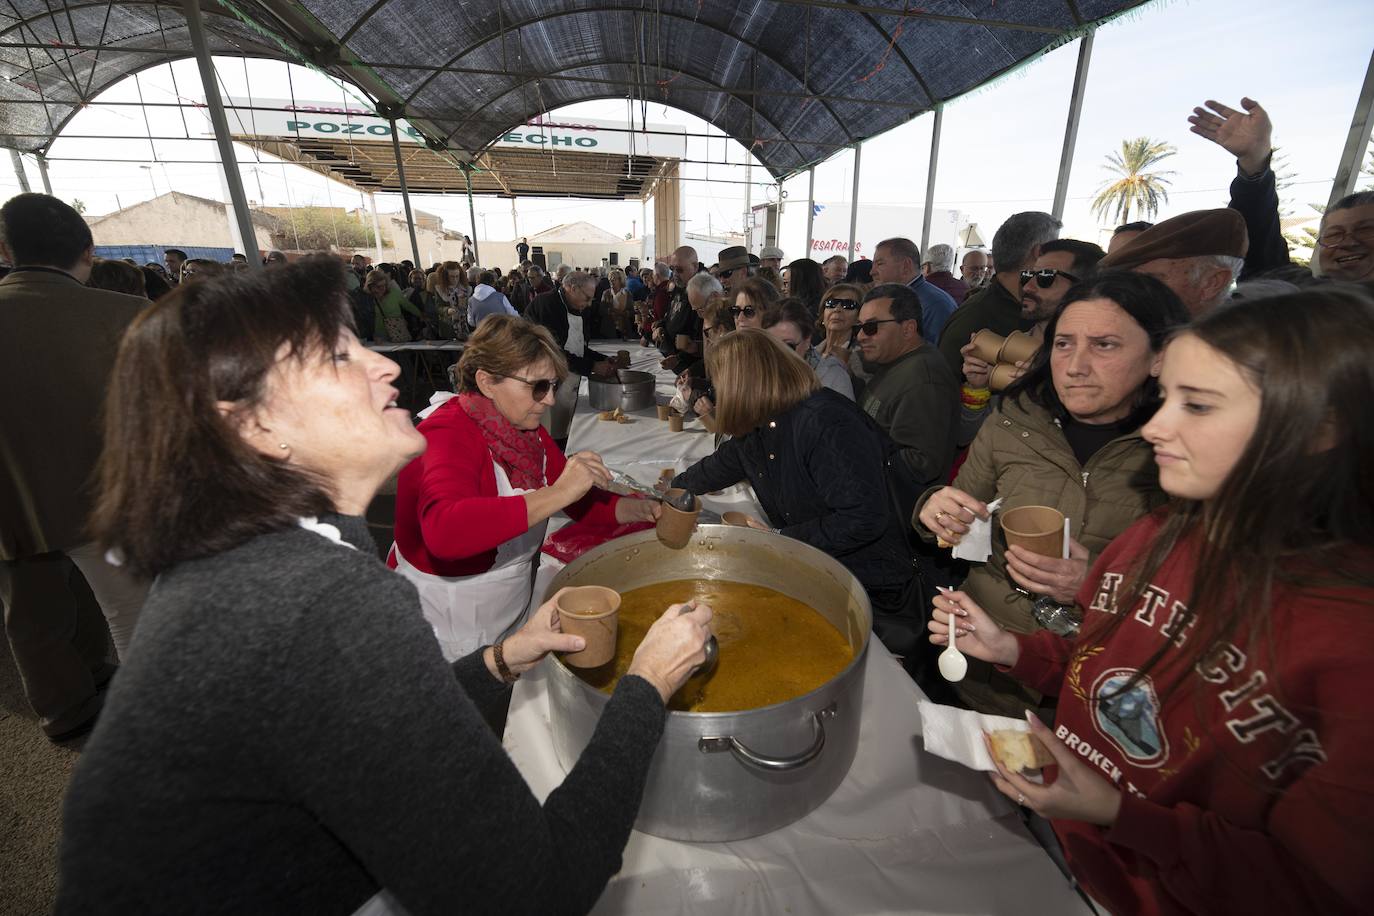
[1091,138,1177,225]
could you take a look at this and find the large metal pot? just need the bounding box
[544,525,870,842]
[587,369,655,412]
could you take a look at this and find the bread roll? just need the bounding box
[988,729,1055,772]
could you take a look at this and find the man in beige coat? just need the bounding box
[0,193,149,741]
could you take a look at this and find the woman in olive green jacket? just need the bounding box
[915,271,1189,717]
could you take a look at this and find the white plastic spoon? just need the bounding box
[936,586,968,682]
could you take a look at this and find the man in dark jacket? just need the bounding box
[939,211,1059,375]
[0,193,149,742]
[525,271,614,448]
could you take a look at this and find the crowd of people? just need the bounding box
[2,93,1373,916]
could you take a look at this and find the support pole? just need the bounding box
[368,191,384,263]
[10,149,30,192]
[1052,32,1095,222]
[36,152,52,194]
[744,160,753,250]
[640,197,647,264]
[921,104,944,255]
[464,165,480,265]
[384,114,422,267]
[847,142,862,261]
[805,166,816,258]
[184,0,259,269]
[1329,48,1374,207]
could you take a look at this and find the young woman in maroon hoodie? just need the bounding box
[930,288,1374,916]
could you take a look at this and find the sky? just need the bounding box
[4,0,1372,261]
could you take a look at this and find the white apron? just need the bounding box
[543,309,585,440]
[391,458,548,662]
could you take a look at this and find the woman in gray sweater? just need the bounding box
[56,256,713,916]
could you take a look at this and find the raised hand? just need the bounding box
[1187,97,1272,176]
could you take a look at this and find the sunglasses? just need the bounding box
[852,318,901,338]
[1020,268,1080,288]
[717,268,737,279]
[502,374,562,400]
[823,298,859,311]
[728,305,758,319]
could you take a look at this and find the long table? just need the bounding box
[504,342,1090,915]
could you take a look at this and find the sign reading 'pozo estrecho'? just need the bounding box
[222,99,687,159]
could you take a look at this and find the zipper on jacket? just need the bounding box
[1081,470,1090,487]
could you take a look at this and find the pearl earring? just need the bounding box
[279,443,289,450]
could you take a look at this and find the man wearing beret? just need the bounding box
[1098,208,1247,316]
[759,246,784,273]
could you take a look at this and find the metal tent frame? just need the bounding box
[12,1,1363,264]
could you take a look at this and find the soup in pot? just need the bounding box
[568,578,853,712]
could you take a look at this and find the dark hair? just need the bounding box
[734,275,782,318]
[844,259,873,284]
[1097,287,1374,702]
[478,270,495,286]
[862,282,924,337]
[1038,238,1107,281]
[991,211,1061,272]
[0,193,92,269]
[876,237,920,267]
[141,267,171,301]
[783,259,826,315]
[1113,221,1154,235]
[1328,190,1374,213]
[88,258,146,297]
[164,248,187,261]
[762,297,815,341]
[90,255,353,578]
[1005,269,1189,421]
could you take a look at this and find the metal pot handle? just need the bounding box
[697,702,836,772]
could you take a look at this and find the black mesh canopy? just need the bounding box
[1,0,1152,178]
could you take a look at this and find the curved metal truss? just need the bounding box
[0,0,1151,179]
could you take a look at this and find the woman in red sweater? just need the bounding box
[929,289,1374,915]
[390,315,659,662]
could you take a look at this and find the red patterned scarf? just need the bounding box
[457,393,545,490]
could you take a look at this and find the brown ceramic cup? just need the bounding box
[656,488,701,548]
[970,329,1006,365]
[616,349,631,368]
[669,412,685,432]
[656,403,672,420]
[555,586,621,668]
[1000,505,1066,558]
[721,511,752,527]
[998,330,1041,366]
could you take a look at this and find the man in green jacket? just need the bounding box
[857,284,959,517]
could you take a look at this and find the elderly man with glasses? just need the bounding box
[1313,191,1374,283]
[526,271,616,449]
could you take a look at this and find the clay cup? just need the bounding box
[998,330,1041,366]
[668,412,685,432]
[555,586,621,668]
[989,361,1023,393]
[656,403,672,420]
[616,349,631,368]
[721,511,752,527]
[656,488,701,548]
[970,329,1006,365]
[1000,505,1066,557]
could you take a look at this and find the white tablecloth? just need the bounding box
[505,342,1089,915]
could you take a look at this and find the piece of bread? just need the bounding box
[988,729,1056,772]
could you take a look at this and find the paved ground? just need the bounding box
[0,632,87,916]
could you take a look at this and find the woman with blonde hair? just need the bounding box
[670,329,919,648]
[391,315,660,667]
